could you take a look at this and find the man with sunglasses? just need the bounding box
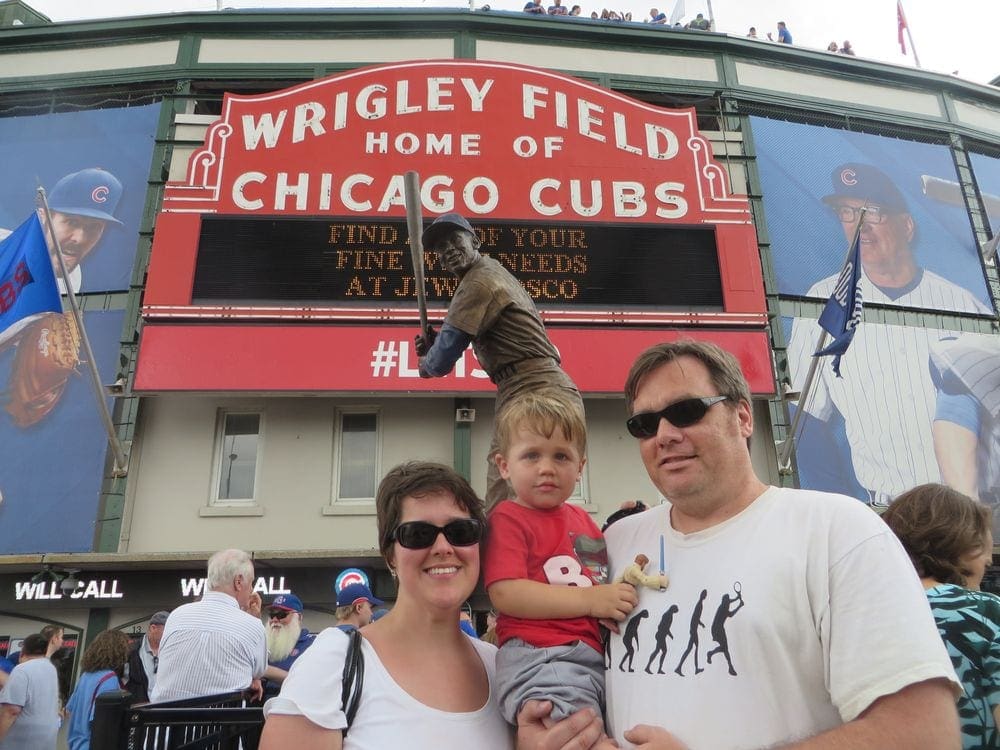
[582,340,960,749]
[123,610,169,703]
[414,213,582,509]
[262,594,315,700]
[787,162,991,507]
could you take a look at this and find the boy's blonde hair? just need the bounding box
[495,390,587,457]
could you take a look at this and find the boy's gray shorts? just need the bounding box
[495,638,605,724]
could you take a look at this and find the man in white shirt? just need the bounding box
[151,549,267,703]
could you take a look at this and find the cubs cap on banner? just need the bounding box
[821,162,908,214]
[335,582,383,608]
[48,168,124,225]
[421,212,476,249]
[270,593,303,613]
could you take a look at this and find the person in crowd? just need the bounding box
[334,583,383,632]
[523,0,545,13]
[840,39,856,55]
[787,162,992,507]
[882,484,1000,749]
[40,626,63,659]
[686,12,710,30]
[767,20,792,43]
[150,549,267,703]
[460,607,479,638]
[568,5,581,16]
[65,629,130,750]
[123,610,168,703]
[547,0,567,15]
[260,461,511,747]
[648,7,666,24]
[485,391,634,747]
[747,26,758,38]
[827,41,839,52]
[415,213,582,510]
[0,633,59,749]
[481,610,499,646]
[522,340,961,748]
[262,593,315,700]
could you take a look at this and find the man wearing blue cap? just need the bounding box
[415,213,582,508]
[334,582,383,631]
[262,593,315,700]
[0,168,124,295]
[787,162,992,506]
[0,168,125,426]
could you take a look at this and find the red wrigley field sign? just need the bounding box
[138,61,772,394]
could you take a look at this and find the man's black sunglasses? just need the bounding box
[392,518,484,550]
[626,396,729,438]
[267,609,291,620]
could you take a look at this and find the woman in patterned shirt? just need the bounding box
[883,484,1000,750]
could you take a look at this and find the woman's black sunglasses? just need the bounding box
[626,396,728,438]
[392,518,484,550]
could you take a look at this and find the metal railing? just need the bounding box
[92,689,263,750]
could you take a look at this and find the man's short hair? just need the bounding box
[40,625,63,643]
[206,549,254,592]
[21,633,49,657]
[494,390,587,457]
[624,340,751,412]
[376,462,486,561]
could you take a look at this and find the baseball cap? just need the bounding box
[421,212,475,249]
[335,582,383,608]
[47,168,124,225]
[270,593,303,613]
[821,163,908,214]
[149,611,170,626]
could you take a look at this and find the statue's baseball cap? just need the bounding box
[47,168,124,225]
[821,163,908,213]
[269,593,304,613]
[421,212,475,249]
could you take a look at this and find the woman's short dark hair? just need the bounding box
[376,462,486,562]
[881,483,993,586]
[81,629,131,673]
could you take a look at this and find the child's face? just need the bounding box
[495,423,585,510]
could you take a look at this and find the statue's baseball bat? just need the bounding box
[921,174,1000,217]
[403,171,429,334]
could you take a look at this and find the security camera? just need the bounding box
[60,574,82,594]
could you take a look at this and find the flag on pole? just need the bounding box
[669,0,685,25]
[814,231,863,377]
[0,214,60,337]
[897,0,908,54]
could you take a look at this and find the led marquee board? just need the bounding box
[192,216,723,309]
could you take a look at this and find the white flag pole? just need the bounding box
[38,187,129,476]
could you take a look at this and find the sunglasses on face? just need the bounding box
[626,395,729,438]
[267,609,291,620]
[392,518,484,550]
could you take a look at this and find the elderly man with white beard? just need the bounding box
[262,593,315,700]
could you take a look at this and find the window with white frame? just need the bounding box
[213,411,261,504]
[335,409,379,501]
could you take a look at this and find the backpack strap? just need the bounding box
[340,628,364,735]
[90,671,119,715]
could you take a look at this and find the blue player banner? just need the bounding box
[969,152,1000,237]
[752,116,993,316]
[814,231,863,377]
[0,103,160,295]
[0,214,60,338]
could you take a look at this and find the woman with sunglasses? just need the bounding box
[261,462,601,750]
